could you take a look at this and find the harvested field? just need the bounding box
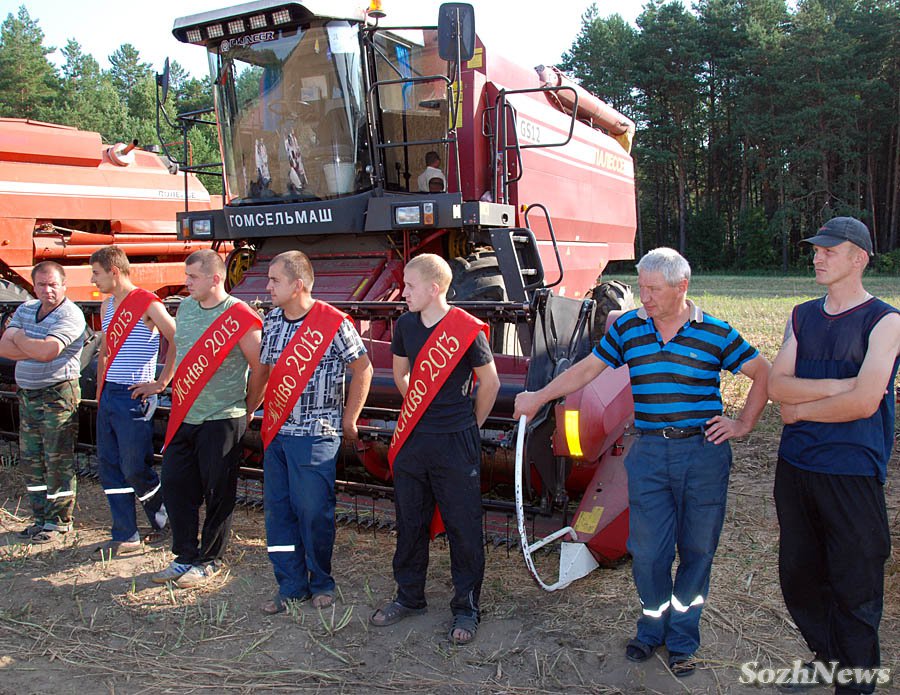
[1,274,898,694]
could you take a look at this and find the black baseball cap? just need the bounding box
[801,217,873,256]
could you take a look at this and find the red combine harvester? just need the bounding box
[0,119,224,400]
[0,118,218,302]
[170,0,638,589]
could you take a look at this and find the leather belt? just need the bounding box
[635,426,704,440]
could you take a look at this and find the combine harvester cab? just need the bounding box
[167,0,638,589]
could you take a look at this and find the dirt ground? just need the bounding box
[1,407,898,695]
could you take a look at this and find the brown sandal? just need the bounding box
[261,593,308,615]
[311,593,334,609]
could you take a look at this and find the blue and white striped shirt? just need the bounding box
[593,302,758,429]
[101,295,159,385]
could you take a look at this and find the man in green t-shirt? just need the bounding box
[134,250,266,587]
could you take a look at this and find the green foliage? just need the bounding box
[685,206,726,269]
[873,249,900,275]
[735,207,778,271]
[564,0,900,266]
[0,8,219,195]
[0,6,57,120]
[559,6,637,114]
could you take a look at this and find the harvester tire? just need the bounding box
[449,250,507,303]
[588,280,634,344]
[225,246,256,292]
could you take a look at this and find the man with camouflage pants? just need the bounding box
[0,261,86,543]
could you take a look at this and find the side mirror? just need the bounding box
[438,3,475,62]
[156,58,171,105]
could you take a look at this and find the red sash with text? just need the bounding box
[261,301,347,449]
[97,288,159,401]
[163,302,262,448]
[388,308,488,538]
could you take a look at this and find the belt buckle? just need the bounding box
[662,427,676,439]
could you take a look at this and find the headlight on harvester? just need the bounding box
[181,216,213,239]
[393,202,436,228]
[191,218,213,238]
[394,205,421,225]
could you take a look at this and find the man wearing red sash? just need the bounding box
[256,251,371,614]
[89,247,176,558]
[371,254,499,645]
[146,249,266,587]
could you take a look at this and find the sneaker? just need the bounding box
[151,561,193,584]
[91,539,143,559]
[174,561,223,588]
[17,523,43,539]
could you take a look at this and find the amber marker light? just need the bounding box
[367,0,386,19]
[564,409,584,458]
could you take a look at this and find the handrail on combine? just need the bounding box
[514,415,598,592]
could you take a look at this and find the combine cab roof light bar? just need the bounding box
[174,2,301,44]
[173,1,366,45]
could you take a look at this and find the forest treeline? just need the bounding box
[0,6,221,194]
[562,0,900,271]
[2,2,899,271]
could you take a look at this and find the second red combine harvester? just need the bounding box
[166,0,638,589]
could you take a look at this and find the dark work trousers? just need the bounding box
[161,417,246,566]
[391,425,484,618]
[96,383,163,542]
[775,459,890,695]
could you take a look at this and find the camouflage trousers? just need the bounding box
[17,379,80,531]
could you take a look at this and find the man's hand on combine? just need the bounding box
[513,390,544,423]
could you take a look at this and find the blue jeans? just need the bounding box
[96,383,163,541]
[625,432,732,654]
[264,434,340,599]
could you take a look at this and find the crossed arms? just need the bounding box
[768,312,900,424]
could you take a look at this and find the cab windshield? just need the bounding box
[209,20,370,204]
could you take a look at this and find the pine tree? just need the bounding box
[0,6,59,120]
[56,39,129,138]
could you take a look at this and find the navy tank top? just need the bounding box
[778,296,899,482]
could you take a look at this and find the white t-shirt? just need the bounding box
[417,166,447,192]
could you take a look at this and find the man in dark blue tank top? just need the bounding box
[769,217,900,694]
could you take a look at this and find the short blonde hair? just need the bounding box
[406,253,452,292]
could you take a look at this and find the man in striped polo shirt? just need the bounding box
[0,261,86,544]
[515,247,769,677]
[89,247,176,557]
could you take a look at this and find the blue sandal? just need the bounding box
[668,652,696,677]
[625,639,655,662]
